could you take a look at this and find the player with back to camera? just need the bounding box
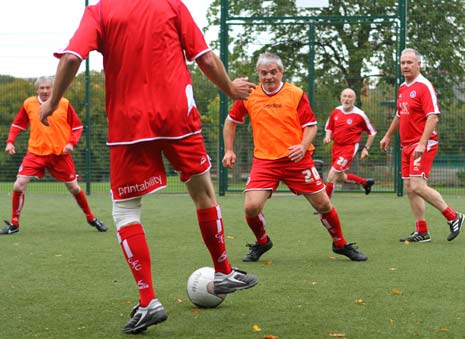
[323,88,377,198]
[1,76,107,235]
[380,48,464,243]
[40,0,258,334]
[222,52,368,264]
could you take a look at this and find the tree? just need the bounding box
[206,0,465,107]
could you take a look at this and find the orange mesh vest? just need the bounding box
[244,83,309,160]
[23,97,71,155]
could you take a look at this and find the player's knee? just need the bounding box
[68,185,81,195]
[113,197,142,229]
[308,192,332,213]
[244,202,261,217]
[13,178,29,192]
[408,180,426,195]
[13,183,25,192]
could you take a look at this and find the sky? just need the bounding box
[0,0,213,78]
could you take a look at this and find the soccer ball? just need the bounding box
[186,267,226,308]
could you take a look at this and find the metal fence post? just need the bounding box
[218,0,229,196]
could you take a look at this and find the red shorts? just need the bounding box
[245,154,325,195]
[401,142,438,179]
[18,152,77,182]
[331,143,358,172]
[110,133,211,201]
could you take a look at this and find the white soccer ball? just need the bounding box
[186,267,226,308]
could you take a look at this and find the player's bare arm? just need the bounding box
[323,131,332,144]
[380,115,400,151]
[361,134,376,160]
[288,125,316,163]
[222,119,238,168]
[40,54,82,126]
[196,51,255,100]
[414,114,439,159]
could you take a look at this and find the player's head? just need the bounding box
[35,76,54,102]
[400,48,422,82]
[340,88,356,111]
[256,53,284,92]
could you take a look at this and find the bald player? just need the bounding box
[323,88,377,198]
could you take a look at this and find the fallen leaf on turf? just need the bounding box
[191,308,201,314]
[329,256,337,260]
[389,319,395,325]
[388,267,397,271]
[355,299,366,305]
[328,333,346,338]
[439,326,448,332]
[304,281,318,286]
[390,289,402,295]
[253,324,262,332]
[264,335,279,339]
[176,298,184,303]
[404,240,410,245]
[263,261,273,265]
[226,235,235,240]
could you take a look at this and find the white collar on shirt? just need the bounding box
[262,82,284,95]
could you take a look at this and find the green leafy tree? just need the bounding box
[205,0,465,159]
[206,0,465,105]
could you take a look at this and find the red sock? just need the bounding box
[346,174,366,185]
[118,224,155,307]
[197,205,232,274]
[441,206,457,222]
[325,182,334,199]
[73,189,95,222]
[246,212,268,244]
[11,190,24,226]
[320,207,346,248]
[415,220,428,233]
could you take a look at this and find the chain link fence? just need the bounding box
[1,1,464,195]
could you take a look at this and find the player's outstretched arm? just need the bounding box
[40,54,82,126]
[196,51,255,100]
[361,134,375,159]
[323,130,332,144]
[222,119,238,168]
[380,116,400,151]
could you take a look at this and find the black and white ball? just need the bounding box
[186,267,226,308]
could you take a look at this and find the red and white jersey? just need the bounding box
[396,74,440,147]
[324,105,376,145]
[55,0,210,145]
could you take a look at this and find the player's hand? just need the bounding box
[360,148,369,160]
[222,150,237,168]
[231,77,256,100]
[40,99,57,126]
[323,136,331,144]
[380,136,390,151]
[413,143,425,160]
[63,143,74,154]
[5,143,15,156]
[288,144,305,163]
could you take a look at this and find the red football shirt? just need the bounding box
[55,0,210,145]
[324,106,376,145]
[396,74,440,147]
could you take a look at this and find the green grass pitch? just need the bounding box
[0,192,464,338]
